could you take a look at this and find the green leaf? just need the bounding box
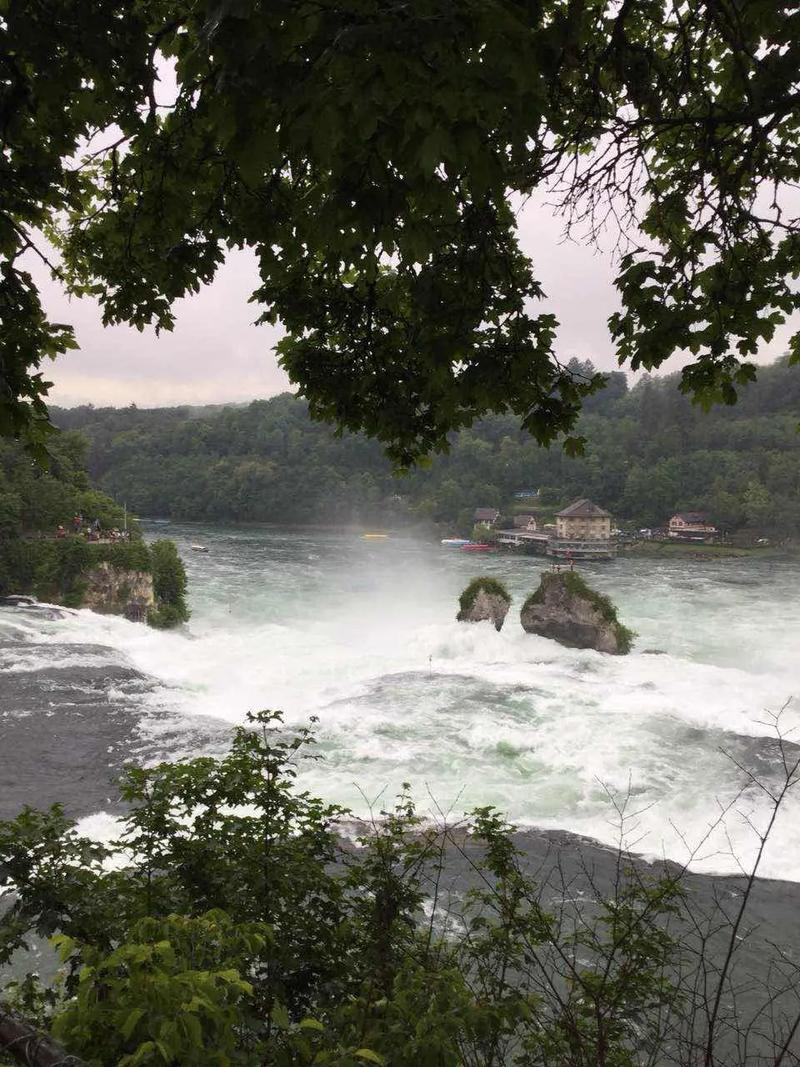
[563,435,587,457]
[121,1008,146,1040]
[353,1050,384,1064]
[51,934,77,962]
[271,1002,290,1029]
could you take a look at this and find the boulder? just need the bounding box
[457,577,511,632]
[520,571,633,654]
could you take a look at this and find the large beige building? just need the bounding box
[550,499,614,559]
[556,499,612,540]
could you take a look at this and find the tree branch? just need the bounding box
[0,1003,84,1067]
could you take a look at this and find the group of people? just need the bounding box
[54,514,130,542]
[550,556,576,572]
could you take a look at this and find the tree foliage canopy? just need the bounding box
[2,0,799,463]
[51,357,800,537]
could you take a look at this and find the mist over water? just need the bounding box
[2,523,799,880]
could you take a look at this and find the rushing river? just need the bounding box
[2,524,799,880]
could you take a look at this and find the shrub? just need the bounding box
[471,523,498,543]
[148,539,189,628]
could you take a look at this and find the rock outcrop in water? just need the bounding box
[520,571,633,654]
[1,539,187,627]
[82,563,155,622]
[457,577,511,632]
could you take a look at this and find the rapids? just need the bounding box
[1,524,799,880]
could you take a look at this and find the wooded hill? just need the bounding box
[52,357,800,537]
[0,435,187,624]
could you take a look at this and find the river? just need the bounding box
[1,523,799,881]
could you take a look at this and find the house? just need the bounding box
[513,514,538,531]
[668,512,718,542]
[513,489,539,500]
[555,499,612,541]
[473,507,501,527]
[548,499,615,559]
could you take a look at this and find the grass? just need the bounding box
[523,570,635,654]
[625,540,757,559]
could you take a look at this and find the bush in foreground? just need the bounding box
[0,712,797,1067]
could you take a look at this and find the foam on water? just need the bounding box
[2,524,799,880]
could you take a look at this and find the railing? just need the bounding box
[495,531,617,558]
[548,537,616,558]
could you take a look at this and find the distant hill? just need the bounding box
[50,357,800,537]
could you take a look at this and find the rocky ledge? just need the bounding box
[520,571,633,654]
[82,562,155,622]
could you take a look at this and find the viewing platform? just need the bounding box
[496,529,616,560]
[547,537,616,560]
[496,529,550,551]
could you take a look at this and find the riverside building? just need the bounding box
[548,499,616,560]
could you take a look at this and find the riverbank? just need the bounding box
[621,539,798,560]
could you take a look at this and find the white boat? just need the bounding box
[441,538,470,547]
[190,543,209,553]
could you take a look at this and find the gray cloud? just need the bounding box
[33,200,793,409]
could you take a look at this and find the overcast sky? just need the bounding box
[36,195,793,410]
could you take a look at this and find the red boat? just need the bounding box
[460,542,493,552]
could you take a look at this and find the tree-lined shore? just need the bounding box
[52,357,800,540]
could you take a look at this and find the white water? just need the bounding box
[3,524,800,880]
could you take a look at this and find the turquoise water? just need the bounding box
[3,524,799,878]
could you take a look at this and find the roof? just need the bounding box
[556,498,611,519]
[513,514,534,527]
[474,507,500,520]
[671,512,713,524]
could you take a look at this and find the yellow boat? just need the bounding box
[361,532,389,540]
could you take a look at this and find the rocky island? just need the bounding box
[520,570,633,654]
[457,576,511,631]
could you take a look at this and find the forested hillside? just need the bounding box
[53,357,800,536]
[0,433,128,538]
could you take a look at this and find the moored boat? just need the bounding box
[190,543,209,553]
[461,542,493,552]
[441,538,470,547]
